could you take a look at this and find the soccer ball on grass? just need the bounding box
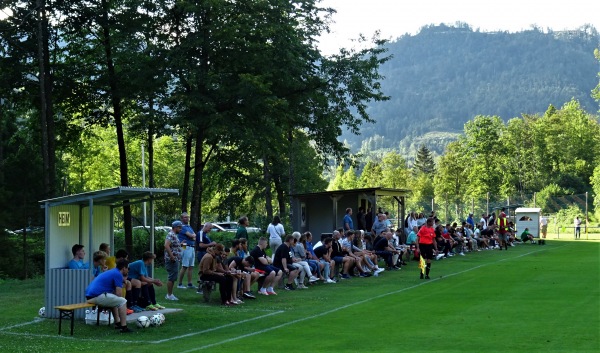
[136,315,150,328]
[149,314,162,327]
[38,307,45,317]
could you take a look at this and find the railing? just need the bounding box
[555,226,600,240]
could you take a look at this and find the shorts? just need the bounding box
[87,293,127,308]
[419,244,434,260]
[541,225,548,233]
[332,256,344,265]
[497,231,507,241]
[181,247,195,267]
[262,265,281,275]
[165,258,179,282]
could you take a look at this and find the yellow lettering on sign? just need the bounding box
[58,212,70,226]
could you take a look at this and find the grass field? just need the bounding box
[1,239,598,353]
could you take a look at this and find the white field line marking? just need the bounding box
[150,310,284,344]
[178,245,564,352]
[0,317,44,331]
[0,311,283,345]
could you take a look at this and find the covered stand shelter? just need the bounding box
[290,187,411,238]
[39,186,179,319]
[515,207,541,237]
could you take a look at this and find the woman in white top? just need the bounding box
[267,216,285,255]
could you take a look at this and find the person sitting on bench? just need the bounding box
[85,259,133,333]
[67,244,89,269]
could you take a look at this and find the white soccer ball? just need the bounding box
[156,313,165,324]
[136,315,150,328]
[149,314,162,327]
[38,307,45,317]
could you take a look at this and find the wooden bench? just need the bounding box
[54,302,112,335]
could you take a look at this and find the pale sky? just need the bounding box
[318,0,600,55]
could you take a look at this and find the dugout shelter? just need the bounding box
[39,186,179,319]
[290,187,411,239]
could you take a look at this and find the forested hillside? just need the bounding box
[344,23,600,158]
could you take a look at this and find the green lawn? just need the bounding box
[1,240,598,353]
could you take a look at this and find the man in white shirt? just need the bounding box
[540,216,548,239]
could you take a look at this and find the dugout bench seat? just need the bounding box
[54,302,113,336]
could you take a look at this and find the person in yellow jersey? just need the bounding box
[100,243,116,269]
[497,208,509,251]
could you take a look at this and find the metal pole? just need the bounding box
[585,192,588,240]
[533,192,536,208]
[142,144,146,226]
[444,193,448,224]
[486,192,489,216]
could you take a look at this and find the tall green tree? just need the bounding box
[413,144,435,176]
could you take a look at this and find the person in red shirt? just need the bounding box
[417,218,438,279]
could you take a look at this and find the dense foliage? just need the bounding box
[344,23,600,159]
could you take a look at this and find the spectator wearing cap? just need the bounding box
[177,212,196,289]
[67,244,89,269]
[165,221,183,301]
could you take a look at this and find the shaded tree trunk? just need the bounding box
[190,129,204,231]
[182,133,192,213]
[100,0,132,253]
[263,154,273,220]
[37,0,56,199]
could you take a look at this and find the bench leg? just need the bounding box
[58,309,74,335]
[70,311,75,336]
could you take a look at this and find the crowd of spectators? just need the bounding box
[78,207,543,333]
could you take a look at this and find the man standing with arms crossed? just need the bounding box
[177,212,196,289]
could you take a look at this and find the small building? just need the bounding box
[39,186,179,319]
[290,187,411,238]
[514,207,541,238]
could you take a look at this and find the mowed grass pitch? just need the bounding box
[0,241,598,353]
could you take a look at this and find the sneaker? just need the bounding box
[425,275,430,279]
[420,273,424,279]
[308,276,319,282]
[243,291,256,299]
[359,273,370,278]
[267,289,278,295]
[146,305,158,311]
[154,303,165,310]
[177,284,186,289]
[325,278,336,284]
[165,294,179,301]
[297,284,308,289]
[436,253,445,260]
[459,252,465,256]
[340,274,351,279]
[131,305,144,313]
[196,289,203,294]
[284,284,295,290]
[375,268,385,274]
[258,290,269,296]
[187,283,195,288]
[126,309,134,315]
[120,326,134,333]
[373,271,379,277]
